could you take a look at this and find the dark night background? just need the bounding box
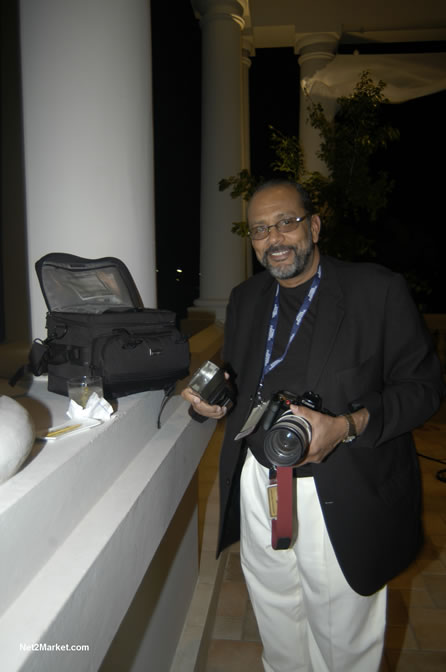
[151,1,445,318]
[1,1,444,344]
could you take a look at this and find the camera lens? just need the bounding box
[264,411,312,467]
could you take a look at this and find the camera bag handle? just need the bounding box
[271,466,293,550]
[8,336,65,387]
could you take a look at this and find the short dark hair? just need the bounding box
[248,179,315,217]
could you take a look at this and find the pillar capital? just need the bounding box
[295,32,339,67]
[191,0,245,29]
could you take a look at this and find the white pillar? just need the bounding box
[20,0,157,340]
[296,33,339,175]
[192,0,246,322]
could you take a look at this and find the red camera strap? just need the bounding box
[271,466,293,550]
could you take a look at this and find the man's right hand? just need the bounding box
[181,387,228,420]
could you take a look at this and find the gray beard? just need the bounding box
[261,241,314,280]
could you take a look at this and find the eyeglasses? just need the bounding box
[248,215,308,241]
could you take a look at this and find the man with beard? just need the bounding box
[182,179,444,672]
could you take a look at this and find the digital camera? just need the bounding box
[262,390,329,467]
[187,360,235,422]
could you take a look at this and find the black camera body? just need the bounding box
[187,360,235,423]
[263,390,329,467]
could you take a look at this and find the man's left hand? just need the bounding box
[289,406,346,464]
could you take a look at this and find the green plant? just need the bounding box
[219,71,400,262]
[218,169,260,237]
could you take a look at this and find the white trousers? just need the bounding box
[240,450,387,672]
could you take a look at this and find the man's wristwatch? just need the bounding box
[341,412,357,443]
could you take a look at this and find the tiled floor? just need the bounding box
[198,402,446,672]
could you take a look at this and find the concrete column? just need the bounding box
[295,33,339,175]
[241,35,254,278]
[241,36,253,174]
[192,0,246,322]
[19,0,157,339]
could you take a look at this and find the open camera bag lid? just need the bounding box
[34,253,190,399]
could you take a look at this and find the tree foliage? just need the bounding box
[219,71,400,262]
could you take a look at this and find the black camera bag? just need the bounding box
[20,253,190,399]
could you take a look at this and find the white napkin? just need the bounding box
[67,392,114,421]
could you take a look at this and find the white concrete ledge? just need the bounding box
[0,378,216,671]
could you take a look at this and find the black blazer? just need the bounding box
[217,255,444,596]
